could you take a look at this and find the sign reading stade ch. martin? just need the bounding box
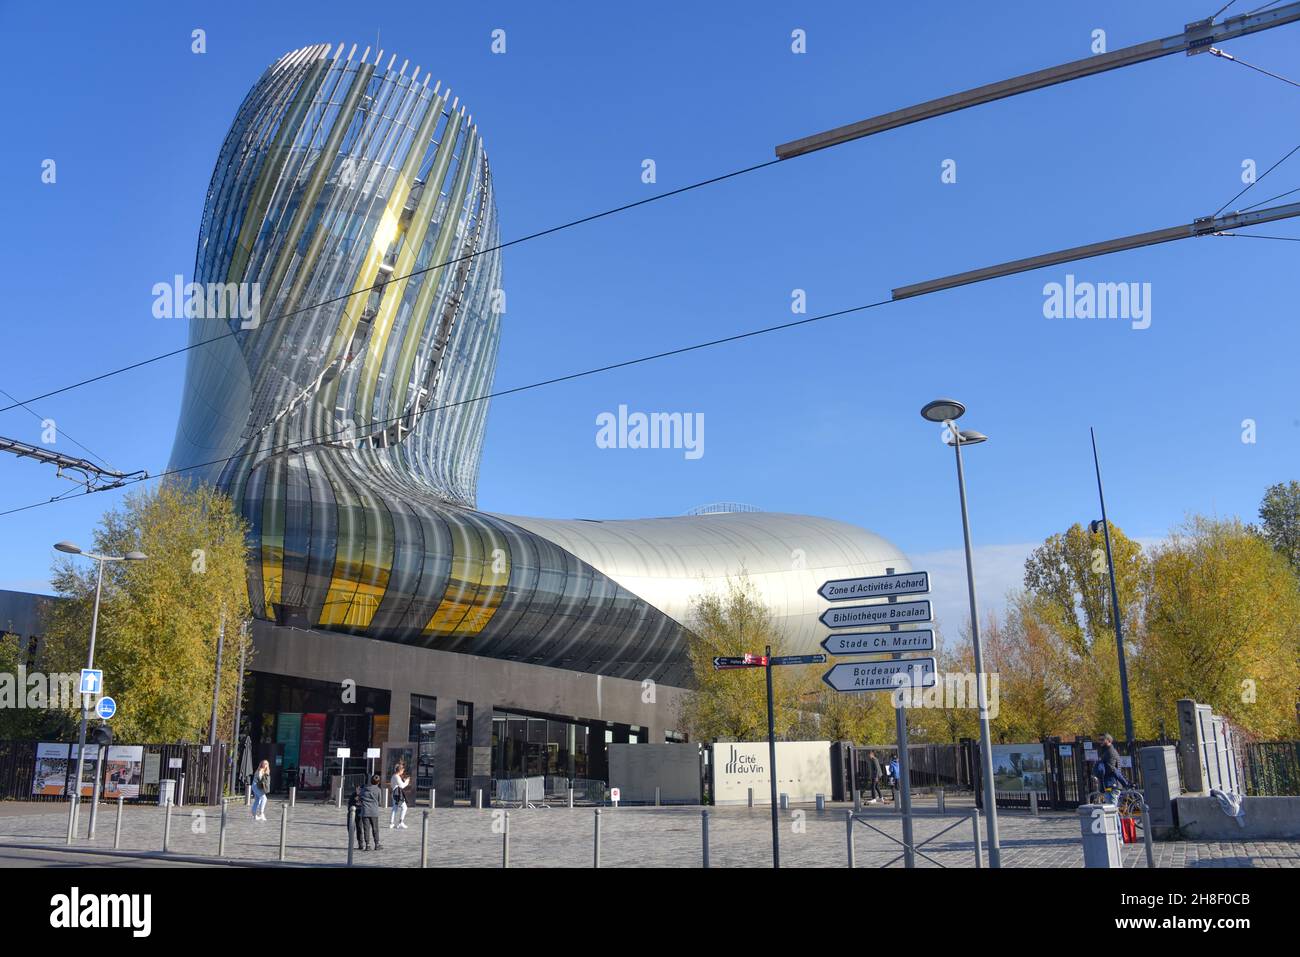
[820,630,935,655]
[818,570,929,601]
[819,599,932,629]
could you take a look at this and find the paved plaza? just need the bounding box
[1,793,1297,868]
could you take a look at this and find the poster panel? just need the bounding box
[991,743,1047,792]
[32,742,71,796]
[103,746,145,799]
[299,713,325,789]
[62,744,103,797]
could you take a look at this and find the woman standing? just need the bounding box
[389,761,410,829]
[251,759,271,821]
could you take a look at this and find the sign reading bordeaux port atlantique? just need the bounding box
[818,570,929,602]
[819,599,932,629]
[822,658,938,692]
[821,629,935,656]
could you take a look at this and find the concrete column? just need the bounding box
[433,696,459,809]
[386,684,414,751]
[469,700,493,805]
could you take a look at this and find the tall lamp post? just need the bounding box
[920,399,1001,867]
[55,541,147,844]
[1089,427,1135,750]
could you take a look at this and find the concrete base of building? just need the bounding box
[250,620,690,805]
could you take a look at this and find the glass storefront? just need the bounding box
[249,673,390,790]
[408,694,437,791]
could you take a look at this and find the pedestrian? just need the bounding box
[251,759,270,821]
[359,773,383,850]
[864,750,883,804]
[1094,733,1131,802]
[390,761,410,829]
[347,783,366,851]
[889,756,900,791]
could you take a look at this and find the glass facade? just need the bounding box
[408,694,437,791]
[249,673,389,790]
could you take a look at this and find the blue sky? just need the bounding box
[1,1,1296,630]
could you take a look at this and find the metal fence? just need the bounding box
[1243,741,1300,796]
[1,739,228,804]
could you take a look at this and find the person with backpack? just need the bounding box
[389,761,410,829]
[1094,733,1131,801]
[358,773,383,850]
[864,750,883,804]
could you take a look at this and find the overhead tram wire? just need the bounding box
[0,156,782,416]
[1209,45,1300,87]
[1213,231,1300,240]
[1214,139,1300,215]
[0,385,119,472]
[0,295,898,519]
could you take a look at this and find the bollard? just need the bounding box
[816,793,825,812]
[475,788,483,810]
[854,788,862,813]
[246,784,252,806]
[114,795,124,850]
[747,787,753,808]
[779,793,789,810]
[845,810,856,868]
[1140,800,1155,869]
[289,786,296,808]
[420,809,429,868]
[178,774,185,808]
[937,788,946,814]
[383,786,389,809]
[162,801,172,853]
[279,804,288,862]
[502,811,510,868]
[701,809,711,868]
[655,786,661,807]
[347,807,355,867]
[894,787,900,809]
[971,809,983,868]
[429,787,435,808]
[568,787,574,809]
[593,809,602,868]
[336,781,343,809]
[218,799,228,857]
[1030,791,1039,817]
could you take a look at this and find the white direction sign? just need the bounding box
[819,599,931,629]
[821,630,935,656]
[822,658,937,693]
[819,570,929,602]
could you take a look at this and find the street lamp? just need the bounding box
[56,541,147,844]
[920,399,1001,867]
[1089,427,1135,750]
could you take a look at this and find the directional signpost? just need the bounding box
[820,599,931,629]
[818,566,934,868]
[822,658,937,692]
[818,570,929,601]
[712,649,826,868]
[821,629,934,656]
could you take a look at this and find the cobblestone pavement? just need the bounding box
[2,796,1297,867]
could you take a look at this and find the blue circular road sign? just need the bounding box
[96,696,117,720]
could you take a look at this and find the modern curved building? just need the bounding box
[172,44,910,797]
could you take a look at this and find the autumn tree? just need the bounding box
[676,576,806,742]
[1139,517,1300,739]
[1257,480,1300,574]
[39,481,252,743]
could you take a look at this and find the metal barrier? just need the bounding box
[848,807,987,868]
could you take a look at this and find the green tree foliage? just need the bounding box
[1022,522,1147,656]
[677,577,805,742]
[1139,517,1300,739]
[1257,480,1300,573]
[38,482,252,743]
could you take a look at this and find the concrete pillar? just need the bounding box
[386,684,414,753]
[469,700,493,805]
[433,696,459,809]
